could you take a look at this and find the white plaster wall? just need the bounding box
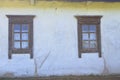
[0,7,120,77]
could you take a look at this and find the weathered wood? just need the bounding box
[75,16,102,58]
[6,15,35,59]
[36,0,120,2]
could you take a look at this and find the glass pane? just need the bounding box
[89,25,96,32]
[90,33,96,40]
[82,33,89,40]
[14,41,20,48]
[90,41,97,48]
[82,25,89,32]
[22,42,28,49]
[22,24,28,32]
[22,33,28,40]
[14,24,20,32]
[14,33,20,40]
[82,41,89,49]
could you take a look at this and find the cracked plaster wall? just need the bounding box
[0,6,120,77]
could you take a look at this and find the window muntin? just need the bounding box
[75,16,102,58]
[13,24,29,49]
[81,24,97,50]
[7,15,35,59]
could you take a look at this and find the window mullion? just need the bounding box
[7,15,35,59]
[75,16,102,58]
[88,25,90,49]
[20,24,22,49]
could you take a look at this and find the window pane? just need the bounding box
[14,24,20,32]
[82,41,89,49]
[14,33,20,40]
[22,33,28,40]
[89,25,96,32]
[90,33,96,40]
[90,41,97,48]
[82,33,89,40]
[14,41,20,49]
[22,24,28,32]
[82,25,89,32]
[22,42,28,49]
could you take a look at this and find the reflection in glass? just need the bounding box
[82,25,88,32]
[90,33,96,40]
[14,42,20,48]
[82,41,89,49]
[14,24,20,32]
[89,25,96,32]
[22,42,28,48]
[22,33,28,40]
[82,33,89,40]
[90,41,97,48]
[22,24,28,32]
[14,33,20,40]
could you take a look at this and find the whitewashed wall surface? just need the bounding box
[0,7,120,77]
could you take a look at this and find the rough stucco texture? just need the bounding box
[0,6,120,77]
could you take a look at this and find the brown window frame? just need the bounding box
[7,15,35,59]
[75,16,102,58]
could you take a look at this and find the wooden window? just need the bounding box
[7,15,35,59]
[75,16,102,58]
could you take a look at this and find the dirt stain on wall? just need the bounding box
[0,1,120,11]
